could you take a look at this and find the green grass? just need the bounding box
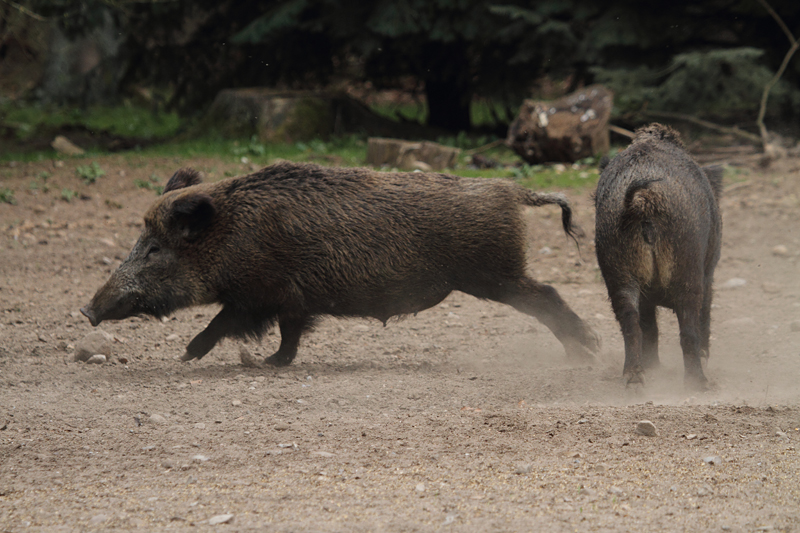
[134,134,369,168]
[2,101,181,140]
[134,174,165,195]
[75,161,106,184]
[0,187,16,204]
[368,99,517,128]
[60,188,78,202]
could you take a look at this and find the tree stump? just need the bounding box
[507,85,613,164]
[366,138,460,171]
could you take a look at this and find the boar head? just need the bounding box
[81,169,217,327]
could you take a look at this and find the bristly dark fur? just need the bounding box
[163,168,202,194]
[594,123,722,390]
[633,123,684,147]
[83,161,601,367]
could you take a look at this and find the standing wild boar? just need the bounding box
[594,124,722,389]
[82,161,600,366]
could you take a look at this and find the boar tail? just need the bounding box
[521,191,583,258]
[521,191,576,238]
[621,178,663,237]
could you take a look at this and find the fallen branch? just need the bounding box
[465,139,508,156]
[755,0,799,150]
[643,111,761,144]
[609,124,635,139]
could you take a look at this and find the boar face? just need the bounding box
[81,185,217,327]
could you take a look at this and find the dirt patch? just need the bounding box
[1,155,800,531]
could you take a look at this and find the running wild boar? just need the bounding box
[82,161,600,366]
[594,124,722,389]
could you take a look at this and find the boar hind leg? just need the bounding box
[676,300,709,390]
[264,316,312,367]
[640,301,659,369]
[610,291,645,386]
[490,277,600,361]
[182,307,238,361]
[699,285,713,361]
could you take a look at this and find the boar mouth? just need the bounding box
[80,306,100,327]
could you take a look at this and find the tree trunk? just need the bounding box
[422,42,472,132]
[425,77,472,132]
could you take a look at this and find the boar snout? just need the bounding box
[80,306,100,327]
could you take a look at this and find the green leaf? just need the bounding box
[488,5,544,25]
[232,0,311,44]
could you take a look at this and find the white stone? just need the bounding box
[635,420,657,437]
[208,514,234,525]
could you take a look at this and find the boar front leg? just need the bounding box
[264,316,312,367]
[181,307,238,361]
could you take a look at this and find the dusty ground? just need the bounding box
[1,153,799,532]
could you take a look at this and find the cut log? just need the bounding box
[507,85,613,164]
[366,138,460,171]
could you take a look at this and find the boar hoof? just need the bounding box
[563,336,599,362]
[684,373,711,392]
[264,352,295,367]
[180,351,199,362]
[624,370,645,387]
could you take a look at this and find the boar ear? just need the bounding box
[163,168,202,194]
[169,193,215,241]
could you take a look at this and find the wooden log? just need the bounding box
[507,85,613,164]
[366,138,460,171]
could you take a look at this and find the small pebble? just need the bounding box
[192,454,209,463]
[165,334,180,342]
[231,400,242,407]
[696,484,713,496]
[538,246,553,255]
[194,423,206,429]
[85,354,106,364]
[514,464,532,475]
[149,414,167,425]
[721,317,756,328]
[75,330,114,362]
[761,282,782,294]
[415,483,426,493]
[311,451,335,457]
[703,456,722,465]
[721,278,747,289]
[772,245,789,257]
[208,514,234,526]
[635,420,657,437]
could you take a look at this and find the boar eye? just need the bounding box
[146,245,161,257]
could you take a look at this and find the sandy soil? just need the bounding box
[1,153,799,532]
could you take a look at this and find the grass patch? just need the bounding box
[135,134,369,168]
[134,174,164,194]
[0,187,16,204]
[60,188,78,202]
[2,102,181,140]
[75,162,106,184]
